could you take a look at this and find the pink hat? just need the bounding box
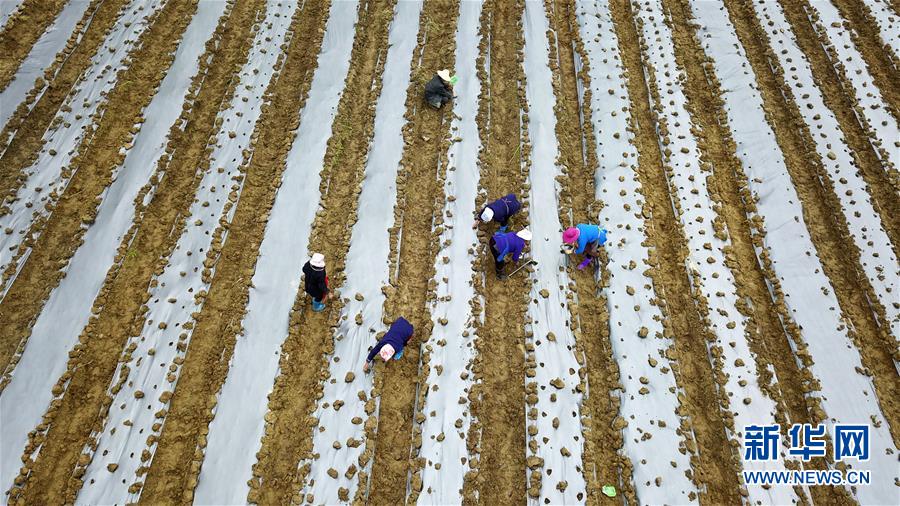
[379,344,395,362]
[562,227,580,244]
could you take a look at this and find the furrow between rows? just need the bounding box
[463,0,530,502]
[0,0,91,133]
[242,0,398,503]
[191,1,362,504]
[0,0,158,294]
[713,1,899,502]
[0,0,69,92]
[608,0,743,502]
[551,1,635,502]
[410,2,484,502]
[747,0,900,436]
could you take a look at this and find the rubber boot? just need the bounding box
[394,349,404,360]
[312,299,326,312]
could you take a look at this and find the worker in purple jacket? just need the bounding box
[363,317,414,373]
[489,228,532,279]
[473,193,522,233]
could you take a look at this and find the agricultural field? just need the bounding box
[0,0,897,504]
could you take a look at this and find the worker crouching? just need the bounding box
[489,228,532,279]
[473,193,521,233]
[363,317,414,373]
[424,69,456,109]
[562,224,608,270]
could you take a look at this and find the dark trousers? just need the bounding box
[489,237,505,274]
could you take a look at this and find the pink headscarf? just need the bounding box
[563,227,580,244]
[379,344,395,362]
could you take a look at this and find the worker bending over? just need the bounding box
[363,317,414,373]
[490,229,532,279]
[473,193,521,232]
[563,224,608,269]
[424,69,455,109]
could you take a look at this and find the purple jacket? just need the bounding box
[482,194,521,223]
[492,232,526,262]
[366,317,414,363]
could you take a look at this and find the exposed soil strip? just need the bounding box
[775,0,900,251]
[520,1,588,501]
[830,0,900,123]
[0,0,93,132]
[364,2,460,504]
[607,1,744,502]
[293,5,414,502]
[861,0,900,57]
[0,0,69,92]
[742,0,900,438]
[0,0,187,390]
[796,1,900,335]
[462,0,530,503]
[127,1,330,504]
[241,0,403,503]
[190,1,360,504]
[0,0,130,221]
[0,0,264,502]
[575,1,697,503]
[665,0,848,502]
[411,2,484,502]
[814,0,899,172]
[828,0,900,120]
[0,0,166,302]
[548,0,634,502]
[711,2,899,502]
[0,0,101,151]
[1,0,206,500]
[0,0,26,27]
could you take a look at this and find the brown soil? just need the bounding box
[462,0,530,503]
[366,1,459,504]
[726,0,900,445]
[544,0,633,502]
[776,0,900,255]
[828,0,900,125]
[0,0,190,388]
[607,0,744,502]
[242,2,400,504]
[136,2,335,504]
[0,0,129,220]
[0,0,102,152]
[664,0,854,502]
[0,0,69,92]
[0,1,269,503]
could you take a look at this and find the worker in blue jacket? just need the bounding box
[474,193,522,233]
[489,228,532,279]
[563,224,608,269]
[363,317,414,373]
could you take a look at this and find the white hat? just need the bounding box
[310,253,325,268]
[379,344,395,362]
[437,69,451,81]
[516,229,532,241]
[480,207,494,222]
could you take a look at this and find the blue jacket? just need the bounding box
[492,232,526,262]
[366,317,414,363]
[575,224,607,254]
[483,194,521,223]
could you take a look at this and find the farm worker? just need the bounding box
[302,253,329,312]
[473,193,522,233]
[562,224,607,269]
[489,228,532,278]
[363,317,414,373]
[424,69,455,109]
